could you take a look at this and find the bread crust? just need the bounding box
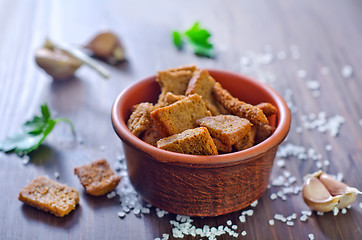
[18,176,79,217]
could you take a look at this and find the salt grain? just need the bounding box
[250,200,258,207]
[317,211,324,216]
[22,156,30,165]
[117,211,126,218]
[286,221,294,226]
[107,191,116,199]
[270,193,277,200]
[333,207,339,216]
[324,160,330,166]
[341,65,353,78]
[226,220,232,226]
[308,233,315,240]
[341,208,347,214]
[300,215,308,222]
[269,219,275,225]
[54,171,60,179]
[241,230,247,236]
[231,225,238,230]
[276,159,286,168]
[325,144,332,151]
[316,161,323,169]
[301,210,312,216]
[306,81,320,90]
[239,215,246,223]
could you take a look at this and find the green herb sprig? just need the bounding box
[172,22,215,58]
[0,104,75,156]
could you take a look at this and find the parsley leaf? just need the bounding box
[172,31,183,49]
[172,22,215,58]
[0,103,75,156]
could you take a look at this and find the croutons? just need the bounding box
[157,127,218,155]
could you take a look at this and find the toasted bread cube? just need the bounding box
[212,137,232,153]
[162,92,186,106]
[157,127,218,155]
[18,176,79,217]
[127,102,155,137]
[186,69,228,115]
[256,102,278,117]
[74,159,121,196]
[141,123,163,146]
[254,124,275,144]
[233,127,256,151]
[156,65,197,105]
[151,94,212,137]
[196,115,251,146]
[213,82,268,125]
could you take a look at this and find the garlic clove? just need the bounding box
[319,172,349,196]
[336,188,359,209]
[85,31,125,63]
[35,47,82,80]
[302,176,342,212]
[302,171,361,212]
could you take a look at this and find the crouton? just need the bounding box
[186,69,228,115]
[212,137,232,153]
[162,92,186,106]
[256,102,278,117]
[127,102,155,137]
[233,127,256,151]
[213,82,268,125]
[254,124,275,144]
[18,176,79,217]
[157,127,218,155]
[196,115,251,146]
[74,159,121,196]
[156,65,197,105]
[151,94,212,137]
[141,123,163,146]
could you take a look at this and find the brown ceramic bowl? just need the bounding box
[111,69,291,217]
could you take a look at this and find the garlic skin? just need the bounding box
[302,171,360,212]
[35,46,82,80]
[85,31,125,64]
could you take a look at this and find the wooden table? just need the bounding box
[1,0,361,239]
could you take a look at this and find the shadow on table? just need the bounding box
[20,203,82,229]
[80,190,121,209]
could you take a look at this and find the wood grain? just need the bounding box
[0,0,361,239]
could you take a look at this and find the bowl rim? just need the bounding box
[111,69,291,167]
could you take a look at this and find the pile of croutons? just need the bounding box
[127,65,277,155]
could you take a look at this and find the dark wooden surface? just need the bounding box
[0,0,361,239]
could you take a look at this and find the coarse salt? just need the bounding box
[306,81,320,90]
[250,200,258,207]
[300,215,308,222]
[341,208,347,214]
[308,233,315,240]
[341,65,353,78]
